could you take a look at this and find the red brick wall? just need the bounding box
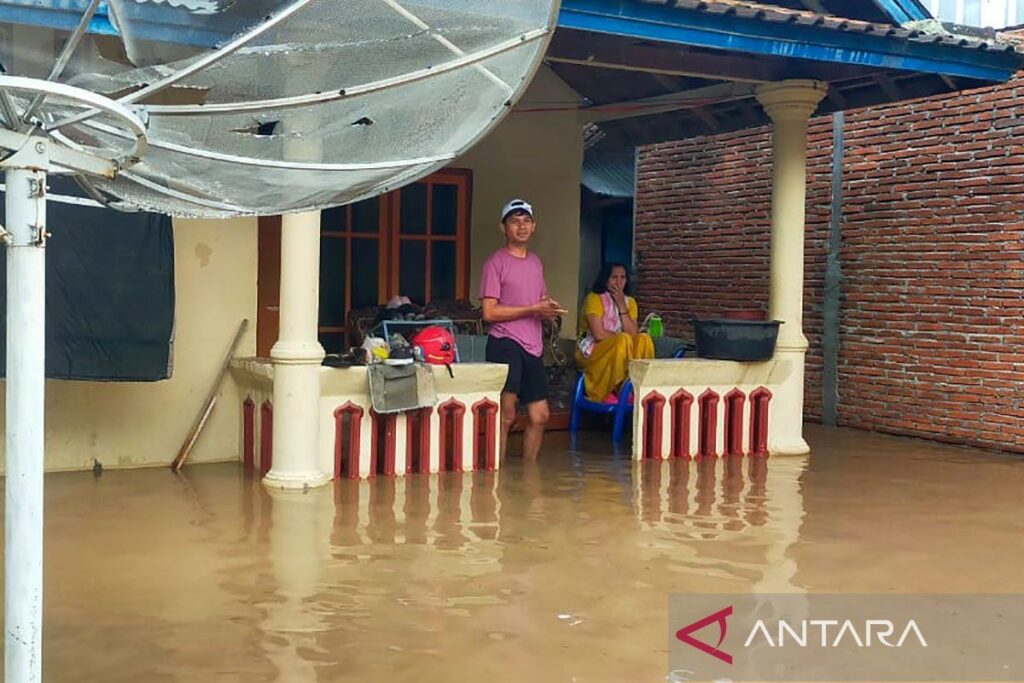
[635,76,1024,453]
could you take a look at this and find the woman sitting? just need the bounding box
[576,263,655,403]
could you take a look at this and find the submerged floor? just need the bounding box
[3,424,1024,681]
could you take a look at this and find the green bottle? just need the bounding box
[647,314,663,338]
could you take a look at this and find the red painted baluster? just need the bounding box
[334,403,364,479]
[641,392,666,460]
[242,398,255,471]
[670,389,694,460]
[438,399,466,472]
[697,389,720,459]
[724,389,746,456]
[472,398,499,471]
[749,387,773,457]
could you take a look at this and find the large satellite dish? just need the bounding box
[1,0,557,216]
[0,1,558,679]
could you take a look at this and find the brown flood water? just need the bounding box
[3,424,1024,681]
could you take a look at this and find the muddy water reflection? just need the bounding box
[21,426,1024,681]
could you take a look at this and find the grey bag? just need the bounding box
[454,334,488,363]
[367,363,437,414]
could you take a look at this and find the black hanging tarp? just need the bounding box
[0,177,175,381]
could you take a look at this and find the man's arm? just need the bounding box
[479,257,565,323]
[481,297,540,323]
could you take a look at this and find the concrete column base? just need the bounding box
[767,347,810,456]
[263,469,330,490]
[769,436,811,457]
[265,353,330,490]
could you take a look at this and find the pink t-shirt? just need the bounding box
[479,248,548,357]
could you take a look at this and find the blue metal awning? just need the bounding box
[0,0,247,47]
[2,0,1020,150]
[0,0,1017,82]
[558,0,1020,82]
[0,0,115,35]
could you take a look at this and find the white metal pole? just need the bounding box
[4,156,48,683]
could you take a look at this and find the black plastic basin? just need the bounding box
[692,318,782,361]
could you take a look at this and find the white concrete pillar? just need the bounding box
[264,105,330,489]
[755,79,828,456]
[265,206,330,489]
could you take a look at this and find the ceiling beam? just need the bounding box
[824,85,849,109]
[738,98,764,126]
[651,72,686,92]
[547,30,779,83]
[796,0,830,13]
[692,106,720,132]
[873,73,902,100]
[581,81,757,122]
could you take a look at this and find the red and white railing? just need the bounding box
[629,358,790,459]
[233,360,507,480]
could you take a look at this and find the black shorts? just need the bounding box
[486,336,548,404]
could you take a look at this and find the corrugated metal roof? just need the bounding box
[582,149,636,197]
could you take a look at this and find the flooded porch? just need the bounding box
[13,425,1024,682]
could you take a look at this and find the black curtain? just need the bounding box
[0,177,174,381]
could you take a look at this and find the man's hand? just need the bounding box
[533,297,568,319]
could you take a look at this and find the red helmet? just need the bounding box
[411,326,456,365]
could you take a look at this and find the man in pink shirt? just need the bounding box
[479,199,566,460]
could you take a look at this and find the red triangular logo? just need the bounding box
[675,605,733,665]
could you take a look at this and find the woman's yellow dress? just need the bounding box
[575,293,655,402]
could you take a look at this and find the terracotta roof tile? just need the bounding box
[632,0,1017,52]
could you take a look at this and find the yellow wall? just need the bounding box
[456,67,584,336]
[0,217,258,473]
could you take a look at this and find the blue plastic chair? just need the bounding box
[569,342,691,443]
[569,374,634,443]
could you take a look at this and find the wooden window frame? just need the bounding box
[387,168,472,303]
[257,169,473,357]
[318,199,390,344]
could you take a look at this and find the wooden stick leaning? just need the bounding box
[171,318,249,471]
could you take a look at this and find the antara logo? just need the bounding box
[675,606,734,665]
[744,619,928,648]
[676,607,929,665]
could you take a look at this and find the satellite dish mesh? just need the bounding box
[0,0,557,216]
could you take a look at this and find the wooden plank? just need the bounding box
[171,319,249,471]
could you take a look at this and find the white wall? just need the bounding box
[0,217,258,473]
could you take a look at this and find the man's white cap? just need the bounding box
[500,198,533,222]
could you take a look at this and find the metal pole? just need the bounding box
[821,111,843,427]
[4,141,48,683]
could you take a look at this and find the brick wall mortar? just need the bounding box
[635,71,1024,454]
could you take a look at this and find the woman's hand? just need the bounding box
[610,286,640,334]
[608,283,628,312]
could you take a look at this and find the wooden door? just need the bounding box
[256,216,281,357]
